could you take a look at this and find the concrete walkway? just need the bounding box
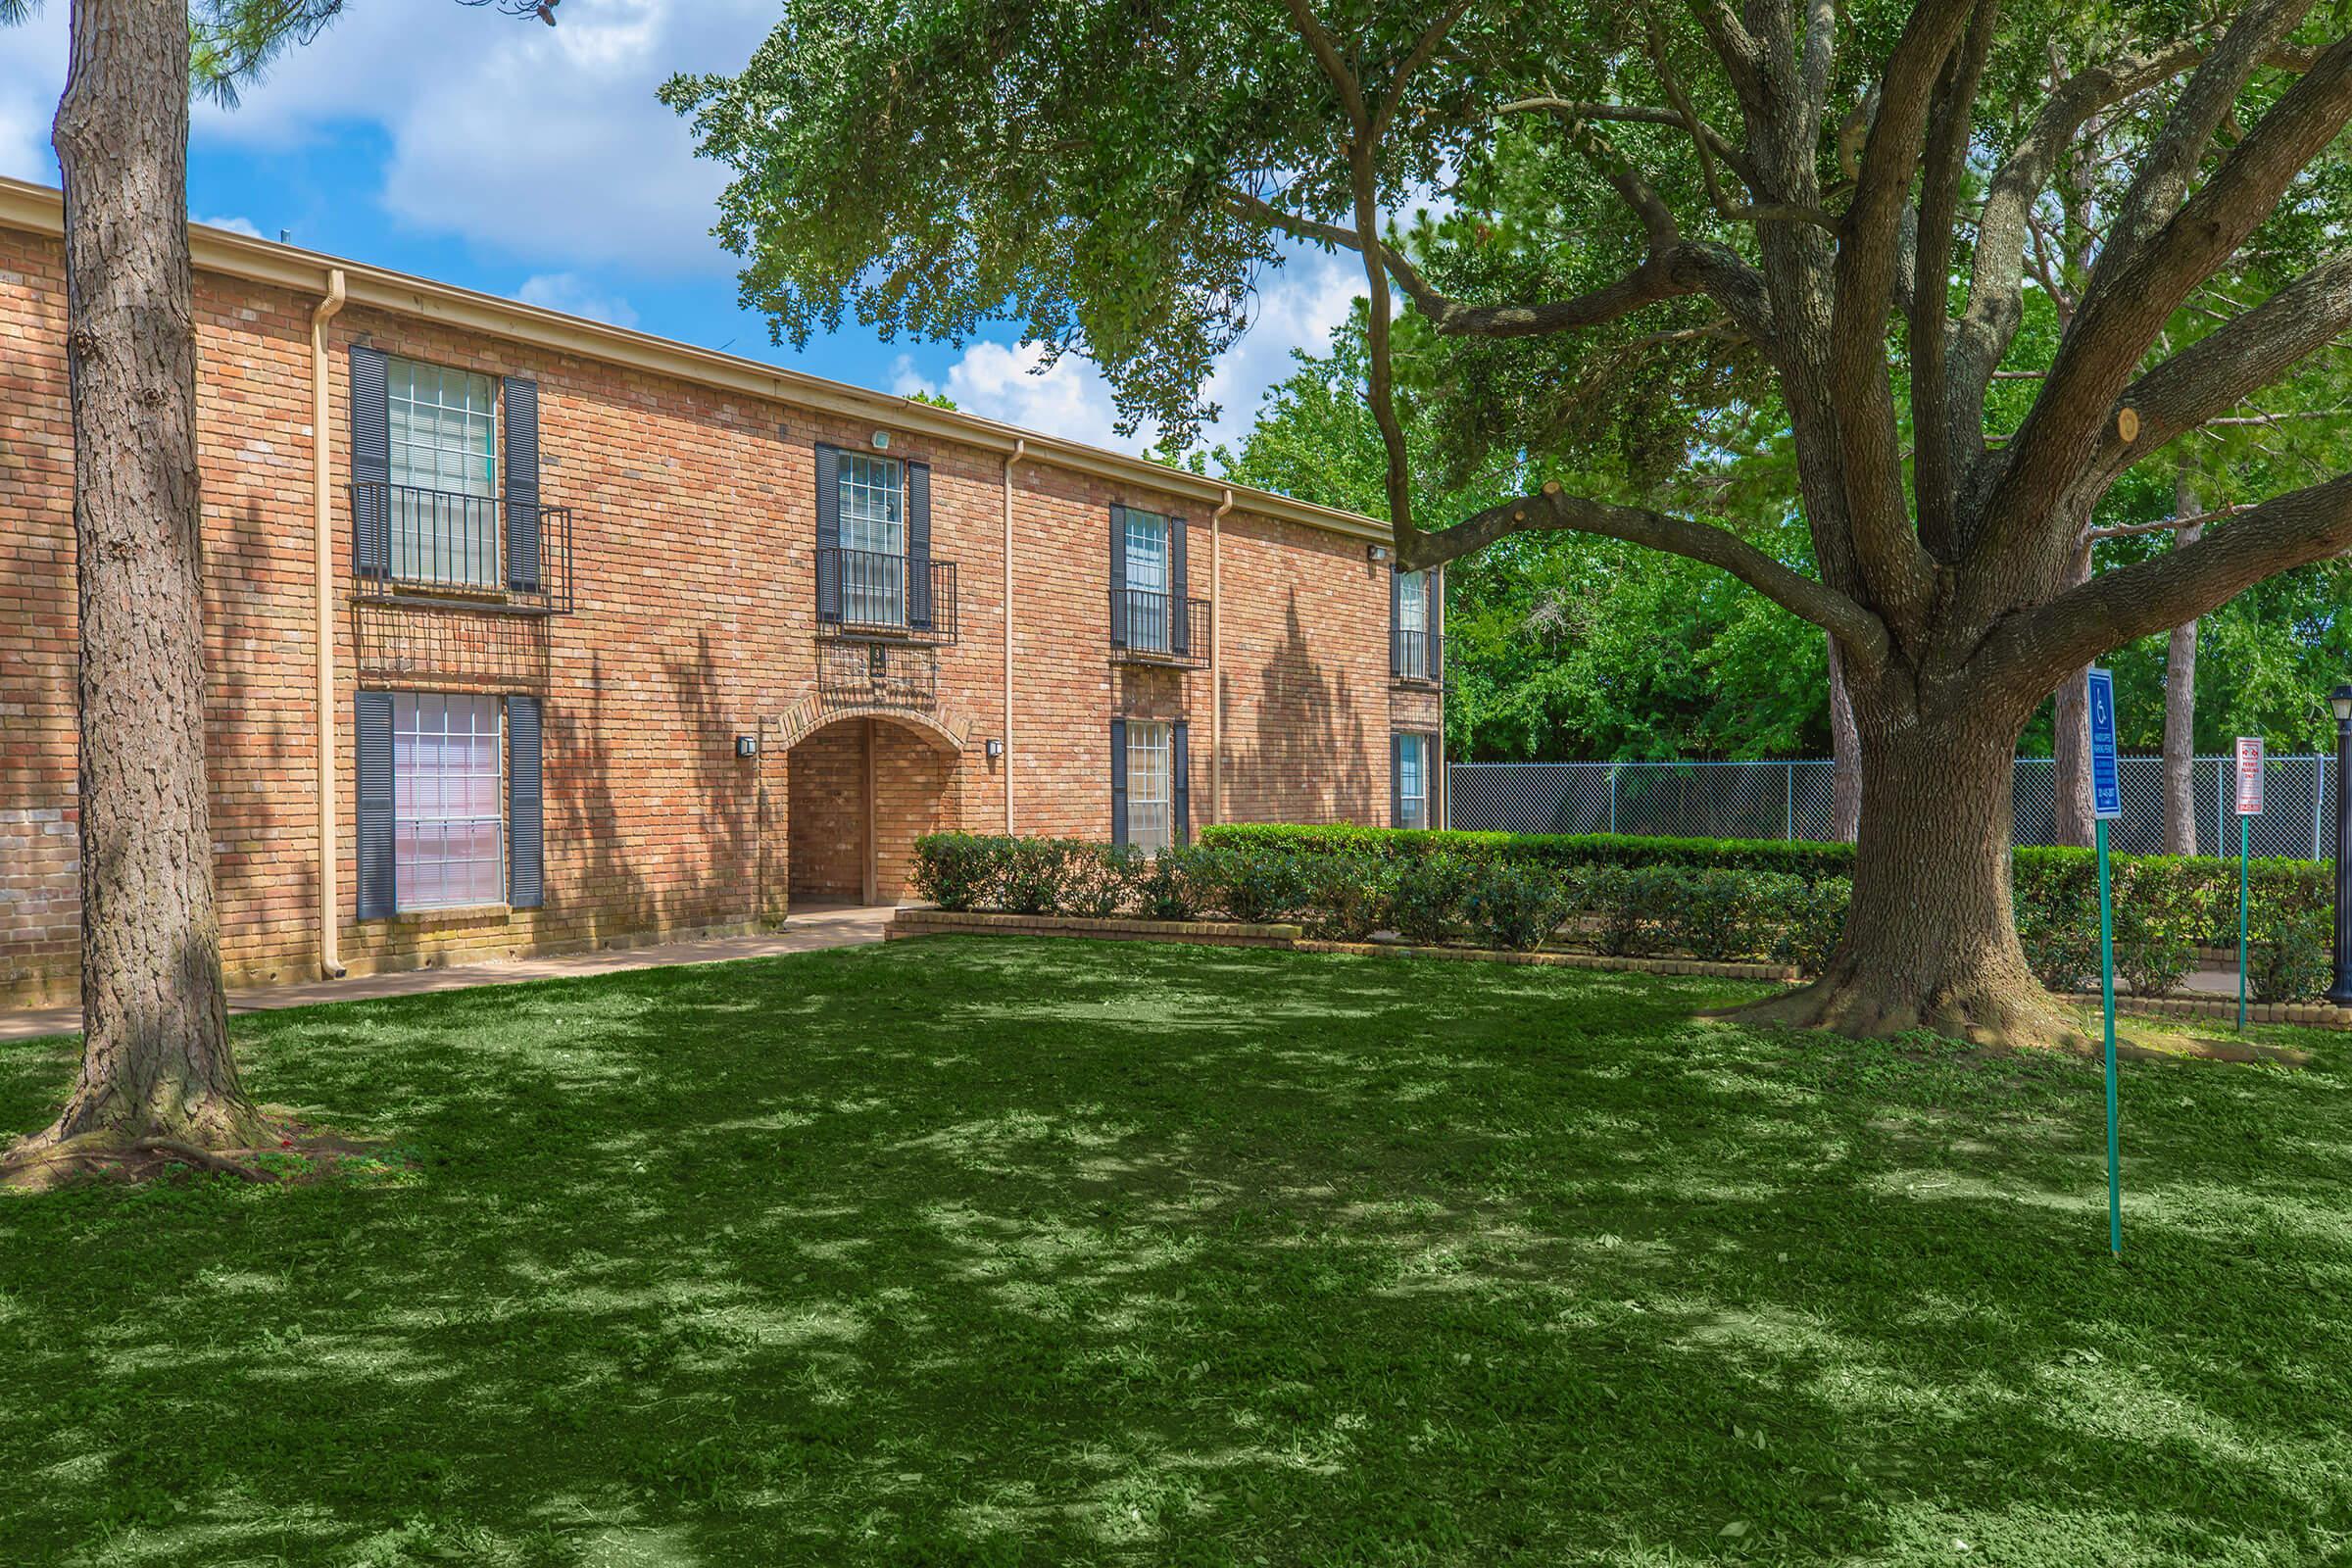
[0,903,896,1044]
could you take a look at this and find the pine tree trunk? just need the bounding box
[1739,689,2071,1044]
[1826,630,1861,842]
[25,0,269,1152]
[2163,475,2203,858]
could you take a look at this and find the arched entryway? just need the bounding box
[785,711,963,906]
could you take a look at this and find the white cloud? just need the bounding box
[922,340,1131,453]
[196,214,264,238]
[0,5,64,185]
[198,0,774,273]
[911,248,1362,457]
[1,0,772,274]
[514,271,638,326]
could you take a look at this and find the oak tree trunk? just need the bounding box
[24,0,270,1152]
[2163,475,2203,858]
[1740,664,2071,1045]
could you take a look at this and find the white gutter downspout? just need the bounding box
[1210,487,1232,827]
[1004,439,1026,833]
[312,268,347,978]
[1435,563,1448,829]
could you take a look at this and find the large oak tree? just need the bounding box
[670,0,2352,1044]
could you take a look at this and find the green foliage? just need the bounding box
[911,832,1003,911]
[1461,861,1563,952]
[1201,821,1856,880]
[1388,854,1475,945]
[1190,846,1312,925]
[1136,845,1213,921]
[2250,906,2335,1003]
[1294,853,1394,942]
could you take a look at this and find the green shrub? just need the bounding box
[1771,879,1850,976]
[1192,847,1310,924]
[1653,867,1756,960]
[1390,855,1474,946]
[1000,838,1072,914]
[1295,854,1391,942]
[1067,844,1140,918]
[911,833,1003,911]
[1463,861,1564,952]
[2248,906,2332,1003]
[1135,845,1211,921]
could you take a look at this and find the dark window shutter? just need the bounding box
[1172,720,1192,845]
[814,443,842,622]
[1169,514,1189,655]
[356,690,395,917]
[1427,573,1441,681]
[1390,566,1403,677]
[508,695,544,909]
[906,461,933,631]
[503,377,540,592]
[1109,718,1129,846]
[350,346,390,578]
[1391,733,1407,829]
[1108,505,1128,649]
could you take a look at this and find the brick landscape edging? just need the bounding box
[1296,940,1800,981]
[2064,989,2352,1029]
[885,909,1304,948]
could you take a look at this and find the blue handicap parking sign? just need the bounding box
[2086,667,2122,819]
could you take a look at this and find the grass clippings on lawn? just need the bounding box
[1,937,2346,1566]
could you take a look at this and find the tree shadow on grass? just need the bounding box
[0,940,2348,1565]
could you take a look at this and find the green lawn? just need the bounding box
[2,940,2349,1567]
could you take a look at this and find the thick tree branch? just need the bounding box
[2081,0,2318,306]
[1826,0,1977,639]
[1950,41,2206,433]
[1972,36,2352,589]
[1400,484,1889,664]
[1910,0,2000,558]
[2083,252,2352,487]
[1979,471,2352,688]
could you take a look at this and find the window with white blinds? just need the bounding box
[1126,720,1175,853]
[392,692,504,908]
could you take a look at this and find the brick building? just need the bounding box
[0,176,1444,1004]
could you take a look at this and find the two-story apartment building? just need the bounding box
[0,176,1444,1004]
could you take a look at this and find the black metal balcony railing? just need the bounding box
[818,639,938,714]
[349,481,575,615]
[1392,628,1444,684]
[1109,589,1211,666]
[816,547,958,643]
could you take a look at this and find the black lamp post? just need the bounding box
[2329,685,2352,1006]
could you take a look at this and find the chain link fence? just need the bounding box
[1449,754,2336,858]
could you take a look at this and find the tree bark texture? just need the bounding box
[2049,541,2094,849]
[2164,473,2204,857]
[30,0,268,1151]
[1742,689,2068,1043]
[1827,630,1861,841]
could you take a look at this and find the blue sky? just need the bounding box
[0,0,1358,459]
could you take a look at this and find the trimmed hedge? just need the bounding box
[912,833,1851,974]
[915,828,2340,1000]
[1199,821,1856,881]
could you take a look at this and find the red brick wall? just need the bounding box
[0,226,1434,1003]
[788,722,863,901]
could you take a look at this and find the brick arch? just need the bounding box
[766,697,971,755]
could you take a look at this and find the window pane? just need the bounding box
[387,356,500,586]
[389,690,505,910]
[1127,721,1174,854]
[839,454,906,624]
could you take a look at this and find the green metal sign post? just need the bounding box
[2088,669,2123,1257]
[2235,737,2264,1034]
